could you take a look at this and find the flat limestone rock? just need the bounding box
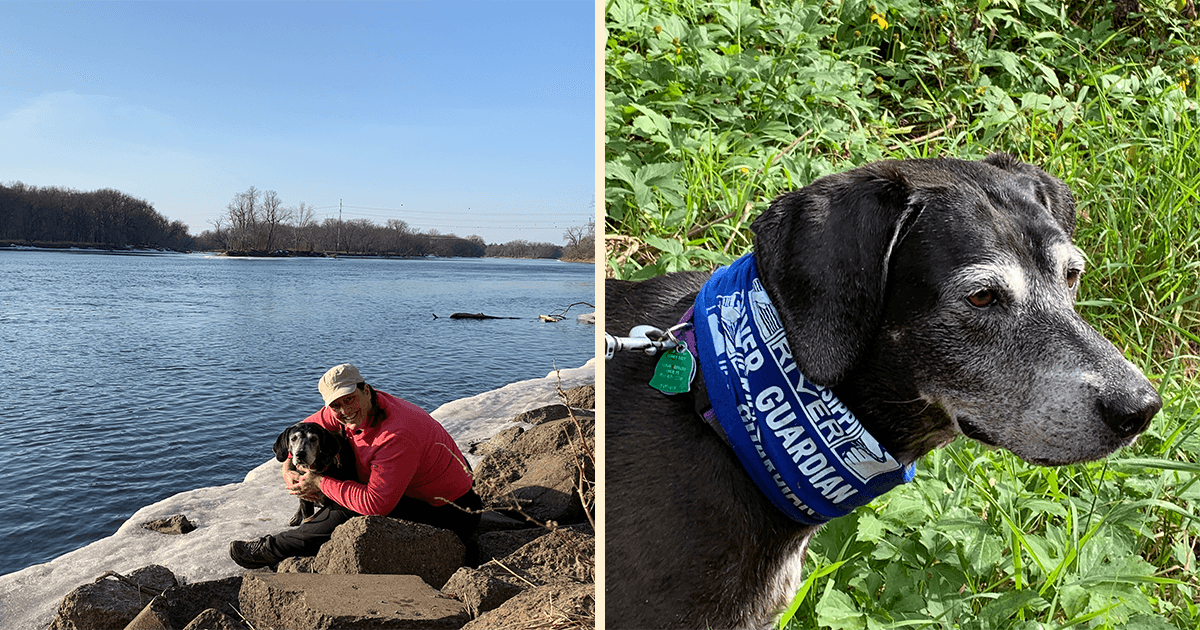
[239,573,469,630]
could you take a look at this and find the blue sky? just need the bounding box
[0,1,595,245]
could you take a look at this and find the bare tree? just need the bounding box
[260,189,291,252]
[292,201,317,251]
[206,217,227,250]
[224,186,260,250]
[562,218,595,261]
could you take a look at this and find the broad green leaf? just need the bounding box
[606,160,636,186]
[977,589,1046,628]
[855,511,887,544]
[815,588,866,630]
[642,234,683,256]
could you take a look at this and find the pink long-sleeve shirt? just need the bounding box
[303,390,473,515]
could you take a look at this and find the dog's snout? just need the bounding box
[1099,384,1162,438]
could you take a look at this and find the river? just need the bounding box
[0,249,595,576]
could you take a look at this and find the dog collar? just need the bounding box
[692,254,915,525]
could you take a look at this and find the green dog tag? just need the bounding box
[649,346,696,394]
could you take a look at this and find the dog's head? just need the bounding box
[752,153,1161,465]
[273,422,343,472]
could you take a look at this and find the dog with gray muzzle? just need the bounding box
[604,153,1162,629]
[273,421,358,526]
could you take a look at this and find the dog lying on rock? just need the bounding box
[604,153,1162,629]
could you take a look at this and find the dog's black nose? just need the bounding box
[1100,385,1162,438]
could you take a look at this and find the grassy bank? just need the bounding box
[605,0,1200,628]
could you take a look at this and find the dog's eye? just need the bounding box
[967,289,996,308]
[1065,268,1082,288]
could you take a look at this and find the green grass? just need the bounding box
[605,0,1200,628]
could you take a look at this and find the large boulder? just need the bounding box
[312,516,465,589]
[467,425,524,459]
[181,608,244,630]
[486,527,594,585]
[461,582,594,630]
[49,566,178,630]
[561,383,595,410]
[440,567,526,619]
[276,555,316,574]
[473,414,595,525]
[477,523,592,564]
[239,573,469,630]
[123,576,243,630]
[511,404,572,425]
[442,527,594,616]
[474,510,536,536]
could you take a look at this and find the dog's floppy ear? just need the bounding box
[982,152,1076,236]
[273,425,295,462]
[752,161,921,386]
[317,425,341,458]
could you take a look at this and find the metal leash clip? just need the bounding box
[604,323,689,359]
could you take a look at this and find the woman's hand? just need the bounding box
[282,459,323,501]
[293,470,324,501]
[282,459,303,493]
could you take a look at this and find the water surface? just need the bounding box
[0,250,595,576]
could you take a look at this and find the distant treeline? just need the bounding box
[0,182,197,250]
[1,182,593,261]
[200,186,593,260]
[486,240,565,259]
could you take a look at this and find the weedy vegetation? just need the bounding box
[605,0,1200,628]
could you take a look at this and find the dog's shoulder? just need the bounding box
[607,271,710,331]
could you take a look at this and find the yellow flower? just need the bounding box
[870,12,889,29]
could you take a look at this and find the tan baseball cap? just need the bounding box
[319,363,365,406]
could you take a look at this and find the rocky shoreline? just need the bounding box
[46,383,595,630]
[0,365,594,630]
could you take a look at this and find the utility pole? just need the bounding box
[337,199,342,253]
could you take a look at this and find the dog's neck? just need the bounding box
[687,254,915,525]
[835,350,960,466]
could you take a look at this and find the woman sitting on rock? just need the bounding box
[229,363,481,569]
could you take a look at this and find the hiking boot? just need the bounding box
[229,537,283,569]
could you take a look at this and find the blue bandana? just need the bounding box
[693,254,915,524]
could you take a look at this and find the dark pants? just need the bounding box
[269,488,484,566]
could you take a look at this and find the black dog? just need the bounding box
[604,154,1162,629]
[273,422,357,526]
